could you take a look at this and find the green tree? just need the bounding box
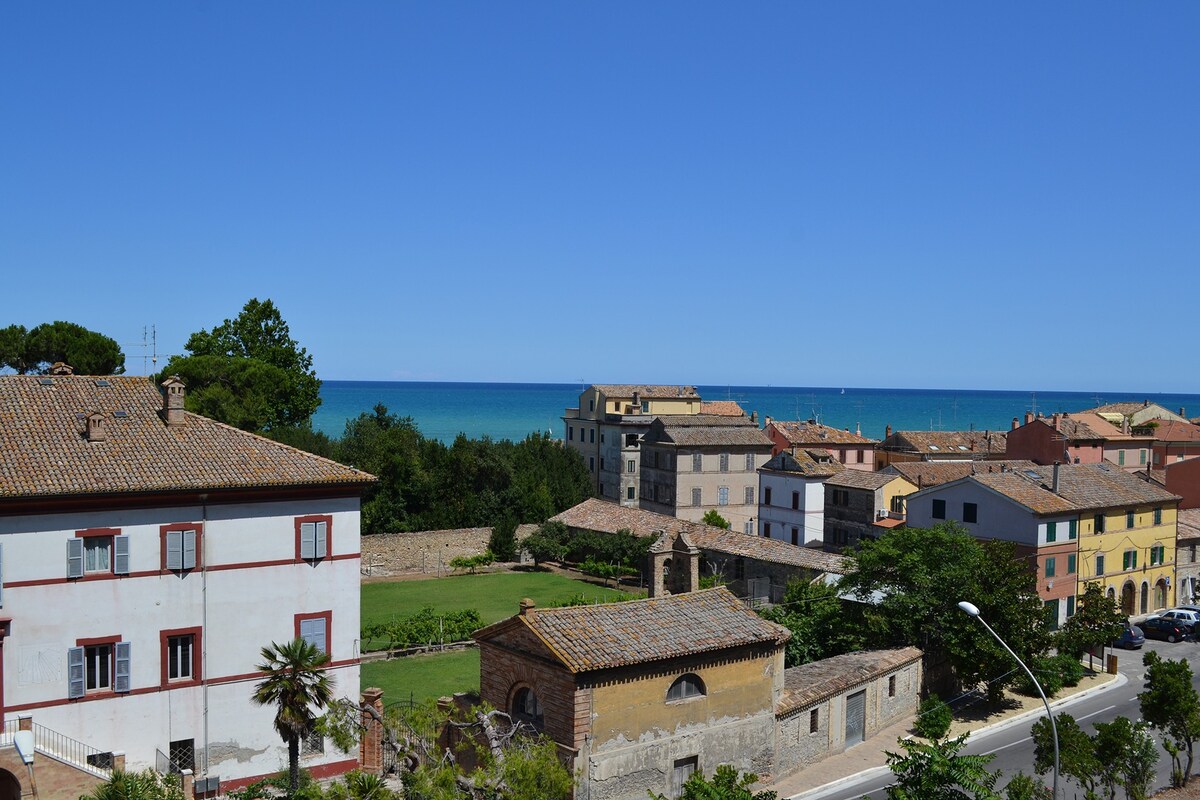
[840,524,1049,704]
[758,578,864,667]
[252,638,334,795]
[1057,582,1125,671]
[1139,650,1200,786]
[489,515,519,562]
[2,321,125,375]
[522,520,569,565]
[80,770,185,800]
[1031,713,1100,799]
[914,694,953,742]
[161,298,320,431]
[882,733,1000,800]
[702,510,731,529]
[1002,773,1051,800]
[1094,716,1158,800]
[649,764,776,800]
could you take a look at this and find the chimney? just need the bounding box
[632,390,641,413]
[1012,417,1019,430]
[50,362,74,375]
[1122,417,1130,435]
[161,375,186,427]
[518,598,536,616]
[751,411,758,425]
[1052,462,1060,494]
[1181,408,1187,418]
[86,412,106,443]
[885,424,892,438]
[765,416,773,427]
[1052,413,1061,430]
[1025,411,1034,425]
[855,422,861,436]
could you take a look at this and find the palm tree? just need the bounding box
[252,637,334,794]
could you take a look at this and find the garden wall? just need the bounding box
[362,525,537,576]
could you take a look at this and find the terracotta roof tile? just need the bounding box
[883,430,1007,456]
[760,451,844,478]
[480,587,789,673]
[643,415,774,448]
[969,463,1180,514]
[700,401,746,416]
[592,385,700,399]
[766,420,878,446]
[884,460,1040,488]
[825,471,905,490]
[1149,420,1200,444]
[778,647,922,716]
[0,375,375,499]
[1178,509,1200,541]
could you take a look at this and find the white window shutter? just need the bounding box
[67,538,84,579]
[300,618,327,654]
[315,521,327,559]
[113,535,130,575]
[182,529,197,570]
[300,523,315,559]
[166,530,182,570]
[114,642,131,693]
[68,646,85,698]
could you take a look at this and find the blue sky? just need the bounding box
[2,3,1197,391]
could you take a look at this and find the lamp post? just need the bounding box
[958,600,1058,799]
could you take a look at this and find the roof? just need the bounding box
[1149,420,1200,444]
[0,374,375,500]
[1085,401,1187,423]
[766,420,878,446]
[824,470,906,490]
[1178,509,1200,541]
[591,385,700,399]
[643,415,773,448]
[475,586,789,673]
[966,463,1180,515]
[760,451,844,478]
[699,400,746,417]
[551,498,851,574]
[884,460,1040,488]
[881,430,1007,456]
[778,647,923,717]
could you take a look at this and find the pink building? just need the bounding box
[1006,411,1153,472]
[763,419,878,472]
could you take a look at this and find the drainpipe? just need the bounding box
[201,495,210,780]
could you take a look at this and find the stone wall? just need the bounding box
[361,525,537,576]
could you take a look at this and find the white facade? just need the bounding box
[0,495,361,788]
[757,473,827,546]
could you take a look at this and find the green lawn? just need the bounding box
[361,649,481,705]
[362,569,637,629]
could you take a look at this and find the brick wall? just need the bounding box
[361,526,537,576]
[0,744,103,799]
[477,640,585,750]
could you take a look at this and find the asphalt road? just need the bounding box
[796,636,1200,800]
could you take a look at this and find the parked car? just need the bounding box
[1140,617,1192,643]
[1113,625,1145,650]
[1173,604,1200,616]
[1158,609,1200,628]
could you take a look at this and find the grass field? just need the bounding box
[361,649,481,705]
[361,569,637,629]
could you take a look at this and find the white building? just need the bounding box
[0,372,375,794]
[757,451,843,546]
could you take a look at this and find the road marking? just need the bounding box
[984,737,1030,755]
[1076,705,1116,722]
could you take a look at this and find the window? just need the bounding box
[1067,554,1076,574]
[588,399,594,412]
[1096,554,1105,576]
[791,527,799,545]
[161,525,201,571]
[167,739,195,774]
[1045,557,1056,578]
[734,558,745,580]
[68,638,130,698]
[692,487,701,507]
[1150,545,1166,566]
[511,687,542,728]
[68,529,129,578]
[295,515,331,562]
[745,486,754,505]
[718,486,729,506]
[720,453,729,473]
[589,428,595,444]
[831,489,850,507]
[1127,511,1136,529]
[932,499,946,520]
[600,458,604,471]
[1066,595,1076,617]
[296,612,331,655]
[838,450,847,463]
[160,627,201,686]
[1068,519,1077,539]
[693,453,702,472]
[302,728,325,756]
[792,491,800,510]
[1095,514,1105,533]
[641,401,649,413]
[626,433,638,447]
[856,449,865,463]
[1154,507,1163,525]
[763,522,771,538]
[1045,599,1060,629]
[1046,522,1057,543]
[1140,449,1147,465]
[627,460,636,474]
[764,486,772,506]
[744,521,754,535]
[888,675,896,697]
[809,708,819,734]
[1118,450,1125,465]
[568,426,573,441]
[1123,550,1137,571]
[667,674,705,701]
[626,486,635,500]
[963,502,977,524]
[745,453,755,471]
[589,457,594,472]
[672,757,698,799]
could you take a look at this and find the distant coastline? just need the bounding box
[312,380,1200,445]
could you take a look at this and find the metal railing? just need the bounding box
[1,718,113,778]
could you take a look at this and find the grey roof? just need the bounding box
[963,463,1180,514]
[884,460,1040,488]
[824,470,907,490]
[778,647,922,717]
[760,451,843,478]
[643,415,773,448]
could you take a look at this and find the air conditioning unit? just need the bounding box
[877,509,889,520]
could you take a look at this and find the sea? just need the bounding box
[311,382,1200,444]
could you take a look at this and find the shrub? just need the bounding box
[1014,656,1065,698]
[361,606,484,651]
[913,694,953,741]
[1053,653,1085,687]
[449,551,494,574]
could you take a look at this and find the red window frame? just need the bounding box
[293,515,333,561]
[159,523,204,571]
[75,635,122,697]
[159,626,203,688]
[294,610,333,656]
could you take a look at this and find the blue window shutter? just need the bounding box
[182,529,197,570]
[114,642,131,693]
[300,523,316,559]
[68,647,85,698]
[300,618,327,653]
[166,530,182,570]
[315,521,328,559]
[67,538,84,579]
[113,535,130,575]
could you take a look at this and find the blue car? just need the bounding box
[1113,625,1145,649]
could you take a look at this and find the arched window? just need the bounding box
[667,674,705,702]
[512,687,543,729]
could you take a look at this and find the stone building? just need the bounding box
[822,471,917,551]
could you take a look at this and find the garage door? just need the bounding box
[845,690,866,747]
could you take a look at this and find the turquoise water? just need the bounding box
[312,381,1200,444]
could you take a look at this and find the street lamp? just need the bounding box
[958,600,1058,799]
